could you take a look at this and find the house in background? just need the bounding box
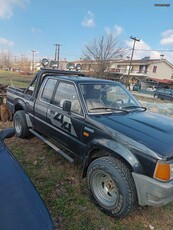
[109,57,173,89]
[58,57,173,89]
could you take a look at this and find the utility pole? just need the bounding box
[31,50,36,74]
[127,36,140,80]
[21,54,24,71]
[54,43,62,68]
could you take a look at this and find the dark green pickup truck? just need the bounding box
[6,68,173,218]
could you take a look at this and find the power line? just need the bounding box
[54,43,63,64]
[31,50,36,73]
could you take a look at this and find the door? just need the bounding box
[33,78,58,135]
[46,81,85,156]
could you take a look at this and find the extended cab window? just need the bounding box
[53,81,82,115]
[41,79,57,103]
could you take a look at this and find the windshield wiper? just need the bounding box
[124,105,147,111]
[90,107,129,114]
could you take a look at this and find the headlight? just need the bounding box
[154,160,173,181]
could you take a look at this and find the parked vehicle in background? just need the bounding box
[146,86,157,92]
[6,65,173,218]
[154,88,173,101]
[0,128,53,230]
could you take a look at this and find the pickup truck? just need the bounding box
[6,68,173,218]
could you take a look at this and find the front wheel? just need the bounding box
[13,110,30,138]
[86,156,137,218]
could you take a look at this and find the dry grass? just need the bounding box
[0,69,34,88]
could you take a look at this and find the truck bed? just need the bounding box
[7,86,26,97]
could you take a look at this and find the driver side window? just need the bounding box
[53,82,82,115]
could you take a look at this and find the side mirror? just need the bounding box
[62,100,71,113]
[28,86,34,91]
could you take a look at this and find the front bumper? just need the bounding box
[132,172,173,207]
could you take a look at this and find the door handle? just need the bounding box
[50,110,55,115]
[47,108,55,115]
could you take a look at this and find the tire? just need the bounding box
[154,94,158,99]
[13,110,30,138]
[86,156,137,218]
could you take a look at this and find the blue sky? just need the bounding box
[0,0,173,63]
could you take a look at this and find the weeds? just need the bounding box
[8,137,173,230]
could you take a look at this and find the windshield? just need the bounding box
[80,83,141,114]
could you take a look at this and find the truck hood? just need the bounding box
[92,111,173,158]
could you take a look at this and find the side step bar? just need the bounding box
[29,129,74,163]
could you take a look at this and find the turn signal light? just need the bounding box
[83,131,89,137]
[154,161,170,181]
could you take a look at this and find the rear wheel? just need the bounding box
[13,110,30,138]
[87,156,137,218]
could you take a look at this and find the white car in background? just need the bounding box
[146,86,157,91]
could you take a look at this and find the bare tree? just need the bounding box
[18,56,31,72]
[0,49,12,70]
[82,34,126,78]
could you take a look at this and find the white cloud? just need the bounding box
[126,39,173,64]
[0,37,14,46]
[105,25,123,36]
[1,49,11,54]
[31,27,43,35]
[160,29,173,45]
[126,39,161,59]
[114,25,123,36]
[0,0,29,19]
[82,11,95,28]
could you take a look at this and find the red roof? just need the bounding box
[151,78,173,84]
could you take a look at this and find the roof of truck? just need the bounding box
[39,68,122,85]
